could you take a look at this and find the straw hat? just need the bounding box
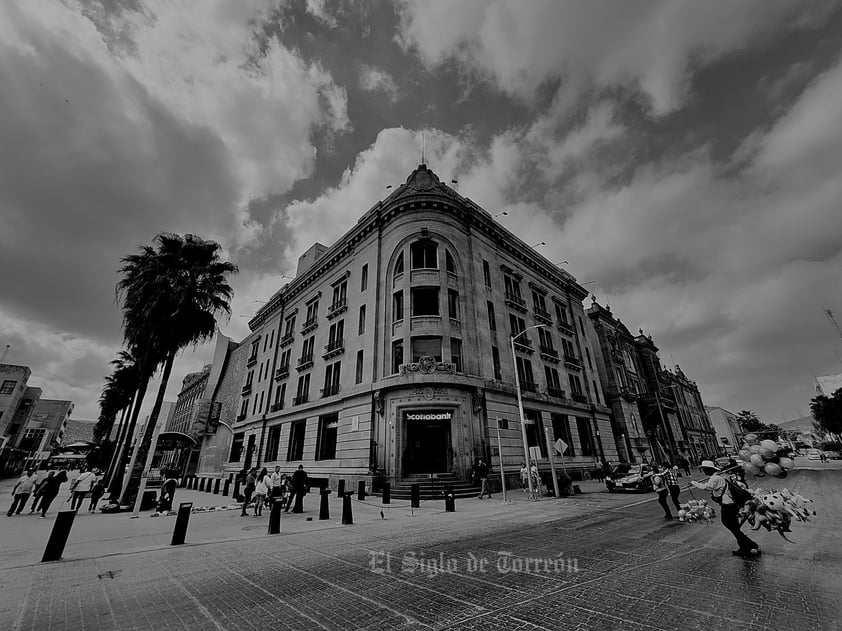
[700,460,720,471]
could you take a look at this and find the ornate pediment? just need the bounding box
[386,164,460,206]
[399,355,455,376]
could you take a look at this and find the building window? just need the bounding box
[274,383,286,408]
[569,374,584,396]
[279,350,291,373]
[0,380,17,395]
[524,409,547,457]
[263,335,269,353]
[447,289,459,319]
[483,260,491,287]
[555,303,569,326]
[294,374,310,405]
[411,240,438,270]
[509,314,526,337]
[586,347,593,370]
[361,263,368,291]
[412,336,442,362]
[516,356,535,391]
[230,432,244,462]
[592,380,600,404]
[358,305,366,335]
[393,291,404,323]
[328,320,345,347]
[544,366,563,397]
[252,396,258,415]
[322,361,340,397]
[492,346,502,380]
[270,329,274,349]
[284,315,296,338]
[411,287,439,316]
[239,399,248,419]
[445,250,456,274]
[287,420,306,461]
[487,301,496,331]
[562,338,577,358]
[300,337,315,364]
[265,426,281,461]
[259,391,265,413]
[532,290,547,314]
[576,417,595,457]
[355,350,364,384]
[331,280,347,310]
[392,340,404,374]
[538,328,555,353]
[394,252,404,278]
[316,413,339,460]
[504,274,522,300]
[579,316,586,335]
[305,300,319,326]
[450,338,462,372]
[551,414,575,456]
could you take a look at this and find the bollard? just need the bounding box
[268,498,283,534]
[170,502,193,546]
[444,487,455,512]
[191,476,197,490]
[201,478,208,492]
[410,484,420,509]
[233,480,241,501]
[319,488,331,520]
[341,492,353,525]
[222,479,230,497]
[181,476,188,488]
[338,479,345,497]
[357,480,366,501]
[213,479,221,494]
[382,482,391,505]
[41,510,77,562]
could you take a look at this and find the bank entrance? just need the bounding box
[403,410,452,475]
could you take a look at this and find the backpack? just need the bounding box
[727,480,752,507]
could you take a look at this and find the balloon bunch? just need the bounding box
[737,434,794,478]
[739,488,816,542]
[677,499,716,524]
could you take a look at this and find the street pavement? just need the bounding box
[0,459,840,630]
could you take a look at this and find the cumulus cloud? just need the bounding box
[396,0,835,114]
[358,64,400,103]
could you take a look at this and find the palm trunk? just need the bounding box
[120,348,176,505]
[107,375,150,500]
[103,397,134,487]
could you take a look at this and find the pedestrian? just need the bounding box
[240,468,256,517]
[287,464,308,513]
[88,473,106,512]
[29,471,55,514]
[70,467,97,511]
[530,463,540,495]
[520,463,529,492]
[601,458,611,482]
[651,465,673,520]
[691,460,759,558]
[38,470,68,518]
[661,462,682,512]
[253,468,270,516]
[270,466,283,499]
[6,469,37,516]
[476,459,491,499]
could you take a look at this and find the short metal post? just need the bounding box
[444,487,455,512]
[410,484,420,509]
[268,498,282,534]
[341,493,353,525]
[41,510,77,562]
[357,480,366,500]
[233,480,241,501]
[170,502,193,546]
[338,479,345,497]
[213,479,221,494]
[319,489,331,520]
[222,479,230,497]
[382,482,391,505]
[199,478,206,492]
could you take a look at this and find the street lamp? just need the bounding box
[511,324,549,498]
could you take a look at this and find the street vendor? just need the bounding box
[691,460,760,558]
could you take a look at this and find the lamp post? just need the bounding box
[511,324,548,498]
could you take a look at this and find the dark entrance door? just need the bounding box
[405,420,450,474]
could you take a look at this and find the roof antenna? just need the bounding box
[421,130,426,166]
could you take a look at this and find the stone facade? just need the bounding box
[0,364,33,440]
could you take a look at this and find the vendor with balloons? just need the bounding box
[691,460,761,558]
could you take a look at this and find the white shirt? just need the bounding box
[255,475,271,495]
[692,473,732,504]
[271,471,282,488]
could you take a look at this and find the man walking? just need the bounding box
[651,465,673,520]
[270,466,283,499]
[70,468,97,511]
[7,469,37,516]
[661,462,682,512]
[29,470,54,514]
[287,464,308,513]
[37,470,68,518]
[240,468,256,517]
[476,459,491,499]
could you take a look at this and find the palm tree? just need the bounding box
[116,233,237,504]
[98,350,144,489]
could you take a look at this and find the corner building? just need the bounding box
[227,165,616,489]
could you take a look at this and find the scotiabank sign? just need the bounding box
[405,411,452,422]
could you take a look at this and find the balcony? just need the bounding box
[564,354,583,370]
[321,384,340,398]
[534,308,553,326]
[513,337,534,354]
[571,392,588,404]
[504,292,528,313]
[619,386,638,402]
[327,298,347,320]
[279,333,294,348]
[520,380,539,393]
[301,317,318,335]
[241,383,252,395]
[296,354,314,371]
[323,338,345,360]
[547,386,567,399]
[246,354,258,368]
[539,346,560,363]
[557,320,575,336]
[270,402,283,412]
[292,394,309,406]
[274,365,290,381]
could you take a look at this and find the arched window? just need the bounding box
[445,250,456,274]
[410,240,437,270]
[394,252,404,277]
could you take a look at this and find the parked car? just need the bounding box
[807,449,821,460]
[824,451,841,460]
[605,464,654,492]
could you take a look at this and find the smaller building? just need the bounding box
[705,406,741,453]
[0,364,32,438]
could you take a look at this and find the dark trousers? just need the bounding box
[39,494,58,516]
[240,488,253,516]
[7,493,30,516]
[656,490,672,518]
[29,493,42,512]
[89,495,104,512]
[668,484,681,511]
[71,491,87,511]
[721,503,758,552]
[287,488,304,513]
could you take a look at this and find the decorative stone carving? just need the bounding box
[374,390,384,416]
[472,389,484,413]
[399,356,455,376]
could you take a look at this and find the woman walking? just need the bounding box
[253,468,270,517]
[38,470,68,518]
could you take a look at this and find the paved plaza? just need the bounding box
[1,460,840,630]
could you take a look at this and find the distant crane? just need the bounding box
[0,344,9,363]
[826,309,842,344]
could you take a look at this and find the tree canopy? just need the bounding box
[810,387,842,436]
[736,410,782,441]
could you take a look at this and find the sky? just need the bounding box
[2,0,842,425]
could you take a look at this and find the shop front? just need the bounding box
[402,409,453,475]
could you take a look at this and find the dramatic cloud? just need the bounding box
[358,64,400,103]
